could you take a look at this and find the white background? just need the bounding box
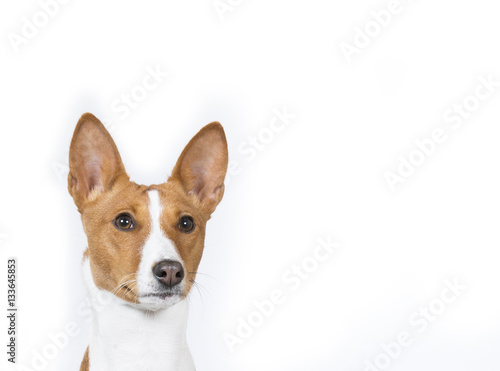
[1,1,500,370]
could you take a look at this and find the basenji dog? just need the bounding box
[67,113,228,371]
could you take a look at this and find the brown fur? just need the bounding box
[68,113,228,304]
[79,347,89,371]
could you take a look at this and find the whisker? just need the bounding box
[188,279,205,309]
[112,279,137,295]
[187,271,220,283]
[113,280,138,301]
[109,273,139,301]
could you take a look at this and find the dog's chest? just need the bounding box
[84,263,194,371]
[89,300,193,371]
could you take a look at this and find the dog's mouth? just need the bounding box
[142,292,176,299]
[134,277,186,310]
[140,286,183,301]
[136,287,184,310]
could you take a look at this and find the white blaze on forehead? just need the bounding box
[136,190,183,294]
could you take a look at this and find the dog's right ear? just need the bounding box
[68,113,128,212]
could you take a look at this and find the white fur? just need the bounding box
[82,189,195,371]
[136,190,186,311]
[83,261,195,371]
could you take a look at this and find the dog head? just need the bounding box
[68,113,228,310]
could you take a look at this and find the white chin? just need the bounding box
[137,294,183,311]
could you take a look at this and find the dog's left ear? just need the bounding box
[171,122,228,213]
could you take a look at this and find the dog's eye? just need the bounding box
[114,214,134,231]
[178,215,195,233]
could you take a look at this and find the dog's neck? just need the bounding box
[83,260,195,371]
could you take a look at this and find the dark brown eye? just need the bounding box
[114,214,134,231]
[178,215,195,233]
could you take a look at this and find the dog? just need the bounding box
[67,113,228,371]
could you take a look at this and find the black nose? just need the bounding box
[152,260,184,287]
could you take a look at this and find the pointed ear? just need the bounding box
[68,113,128,211]
[171,122,228,213]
